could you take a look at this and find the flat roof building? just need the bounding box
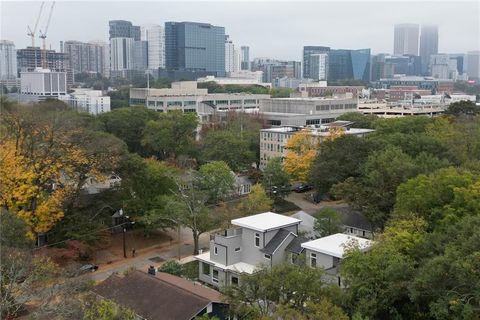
[20,68,67,97]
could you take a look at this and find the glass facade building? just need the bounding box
[165,21,225,77]
[303,46,330,79]
[109,20,141,41]
[328,49,371,82]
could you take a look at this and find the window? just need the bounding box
[235,247,241,252]
[264,254,271,260]
[212,269,219,283]
[316,105,329,111]
[214,246,218,255]
[202,262,210,275]
[362,230,366,237]
[231,276,239,286]
[310,252,317,268]
[254,233,260,247]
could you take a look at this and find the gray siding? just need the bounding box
[240,228,269,267]
[210,241,227,265]
[305,248,334,269]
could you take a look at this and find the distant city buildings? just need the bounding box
[419,25,439,75]
[225,35,241,74]
[251,58,301,85]
[20,68,67,98]
[309,53,329,81]
[466,51,480,80]
[394,24,419,56]
[328,49,371,82]
[302,46,330,79]
[240,46,250,70]
[165,21,226,77]
[59,89,111,115]
[63,40,109,78]
[141,24,165,71]
[0,40,17,80]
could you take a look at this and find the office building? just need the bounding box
[384,55,422,76]
[110,37,135,72]
[370,54,387,81]
[141,24,165,70]
[466,51,480,80]
[59,89,111,115]
[225,35,241,74]
[20,68,67,97]
[109,20,141,40]
[197,75,271,88]
[303,46,330,79]
[328,49,370,82]
[259,122,373,168]
[449,54,465,75]
[430,54,450,79]
[241,46,250,70]
[0,40,17,80]
[129,81,269,122]
[419,25,438,75]
[63,40,109,78]
[165,21,225,77]
[133,40,148,71]
[298,82,364,97]
[376,76,454,94]
[17,47,72,87]
[394,24,419,56]
[309,53,329,81]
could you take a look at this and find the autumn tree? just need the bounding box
[283,129,319,182]
[235,184,273,216]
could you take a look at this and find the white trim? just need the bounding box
[272,232,295,255]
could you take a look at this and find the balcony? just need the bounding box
[210,228,242,247]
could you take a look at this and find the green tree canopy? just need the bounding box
[313,208,344,237]
[261,157,291,198]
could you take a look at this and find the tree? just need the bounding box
[98,107,159,155]
[159,260,184,277]
[313,208,344,237]
[336,112,378,129]
[225,263,339,318]
[309,135,377,196]
[235,184,273,216]
[261,157,291,199]
[141,110,198,161]
[394,167,477,229]
[84,298,136,320]
[444,100,479,117]
[283,129,319,182]
[196,161,235,203]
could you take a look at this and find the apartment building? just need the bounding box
[195,212,305,287]
[259,123,374,168]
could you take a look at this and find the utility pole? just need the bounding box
[123,226,127,258]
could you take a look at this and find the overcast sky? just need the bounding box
[1,0,479,61]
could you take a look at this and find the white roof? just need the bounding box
[301,233,373,258]
[194,252,257,274]
[231,212,301,232]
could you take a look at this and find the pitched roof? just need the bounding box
[334,206,372,231]
[93,270,223,320]
[291,211,316,238]
[285,235,308,254]
[261,229,293,255]
[301,233,373,258]
[231,212,301,232]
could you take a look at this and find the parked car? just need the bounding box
[79,264,99,273]
[294,184,313,193]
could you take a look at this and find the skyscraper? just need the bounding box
[109,20,141,40]
[240,46,250,70]
[419,25,438,75]
[0,40,17,80]
[225,35,240,74]
[165,21,225,77]
[141,24,165,70]
[328,49,371,82]
[303,46,330,79]
[63,40,109,77]
[110,37,134,71]
[466,51,480,80]
[109,20,144,78]
[309,53,328,81]
[394,24,419,56]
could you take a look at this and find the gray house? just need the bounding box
[195,212,304,288]
[301,233,373,286]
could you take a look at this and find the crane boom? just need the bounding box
[27,1,45,48]
[39,2,55,69]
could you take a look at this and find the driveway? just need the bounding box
[285,192,345,215]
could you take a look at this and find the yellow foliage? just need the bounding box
[327,126,346,141]
[283,130,319,182]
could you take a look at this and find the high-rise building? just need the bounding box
[449,54,465,75]
[309,53,328,81]
[430,54,449,79]
[303,46,330,79]
[466,51,480,80]
[240,46,250,70]
[133,40,148,71]
[141,24,165,70]
[225,35,241,74]
[0,40,17,80]
[328,49,371,82]
[63,40,109,78]
[419,25,438,75]
[17,47,72,87]
[165,21,225,77]
[384,55,422,76]
[110,37,134,72]
[394,24,419,56]
[109,20,141,40]
[370,54,387,81]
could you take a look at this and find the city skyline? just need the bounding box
[1,1,479,62]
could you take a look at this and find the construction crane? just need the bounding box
[27,1,45,48]
[39,1,55,69]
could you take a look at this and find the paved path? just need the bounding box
[286,192,346,215]
[88,227,211,282]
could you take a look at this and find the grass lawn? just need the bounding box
[273,198,301,213]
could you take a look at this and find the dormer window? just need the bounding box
[254,233,260,247]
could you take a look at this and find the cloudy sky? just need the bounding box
[1,0,479,61]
